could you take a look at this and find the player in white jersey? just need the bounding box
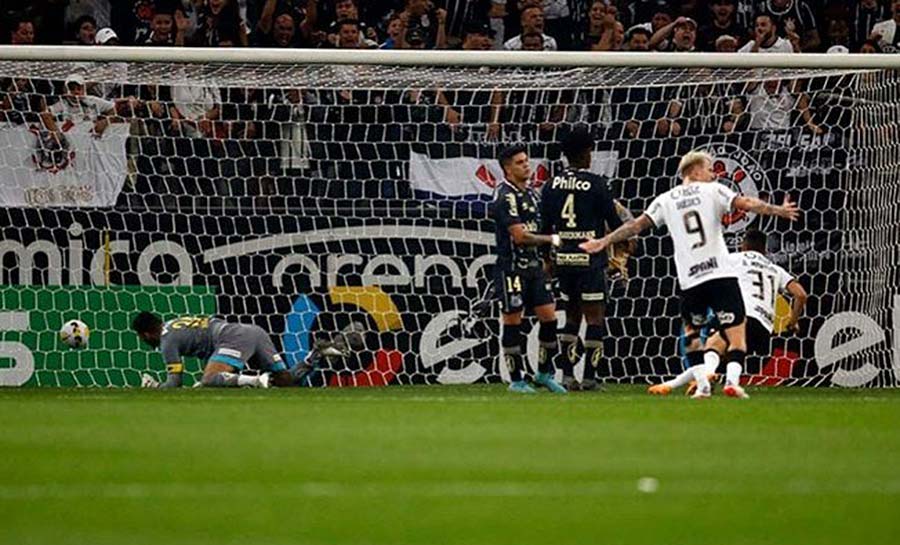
[653,230,809,398]
[580,151,799,398]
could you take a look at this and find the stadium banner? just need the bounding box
[409,151,617,199]
[0,124,895,388]
[0,285,217,387]
[0,122,129,208]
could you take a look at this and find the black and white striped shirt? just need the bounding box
[851,1,889,49]
[755,0,818,35]
[439,0,492,40]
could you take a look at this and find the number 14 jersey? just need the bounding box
[644,181,738,290]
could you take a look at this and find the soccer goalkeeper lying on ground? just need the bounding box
[132,312,294,388]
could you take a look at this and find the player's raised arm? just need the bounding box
[733,193,800,221]
[580,213,653,254]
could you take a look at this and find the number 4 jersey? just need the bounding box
[728,251,795,333]
[645,181,738,290]
[540,168,622,269]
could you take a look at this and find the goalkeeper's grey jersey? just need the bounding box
[158,316,227,364]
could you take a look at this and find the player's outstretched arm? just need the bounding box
[580,214,653,254]
[508,223,561,248]
[733,194,800,221]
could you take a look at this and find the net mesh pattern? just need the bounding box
[0,60,896,387]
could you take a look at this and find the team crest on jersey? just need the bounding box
[695,143,770,240]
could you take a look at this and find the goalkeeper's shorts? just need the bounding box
[556,265,608,305]
[208,323,287,372]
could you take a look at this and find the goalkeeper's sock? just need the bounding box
[582,324,605,382]
[202,372,264,388]
[502,324,525,383]
[537,320,560,375]
[703,349,720,376]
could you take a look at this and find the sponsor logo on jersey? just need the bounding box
[688,257,718,277]
[754,306,774,324]
[558,230,596,239]
[550,176,591,191]
[556,253,590,266]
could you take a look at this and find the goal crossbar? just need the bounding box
[2,46,900,70]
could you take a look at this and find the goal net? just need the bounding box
[0,51,898,388]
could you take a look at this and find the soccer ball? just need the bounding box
[59,319,90,349]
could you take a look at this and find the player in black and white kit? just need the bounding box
[581,151,799,398]
[492,145,567,394]
[541,128,623,391]
[654,229,809,397]
[702,230,808,394]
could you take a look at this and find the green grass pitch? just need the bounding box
[2,385,899,545]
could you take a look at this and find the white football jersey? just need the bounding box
[728,251,795,333]
[644,181,737,290]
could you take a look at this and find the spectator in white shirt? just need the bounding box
[747,80,793,130]
[739,14,798,52]
[747,79,823,134]
[871,0,900,53]
[170,71,221,138]
[756,0,820,52]
[504,5,558,50]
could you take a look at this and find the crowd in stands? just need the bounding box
[1,0,898,54]
[0,1,884,198]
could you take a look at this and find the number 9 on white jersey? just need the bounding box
[645,182,738,290]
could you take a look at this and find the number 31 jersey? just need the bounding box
[644,181,738,290]
[728,251,795,333]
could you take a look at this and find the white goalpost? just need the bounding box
[0,47,898,388]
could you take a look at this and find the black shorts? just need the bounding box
[681,277,745,330]
[746,317,771,356]
[557,266,608,305]
[494,268,554,315]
